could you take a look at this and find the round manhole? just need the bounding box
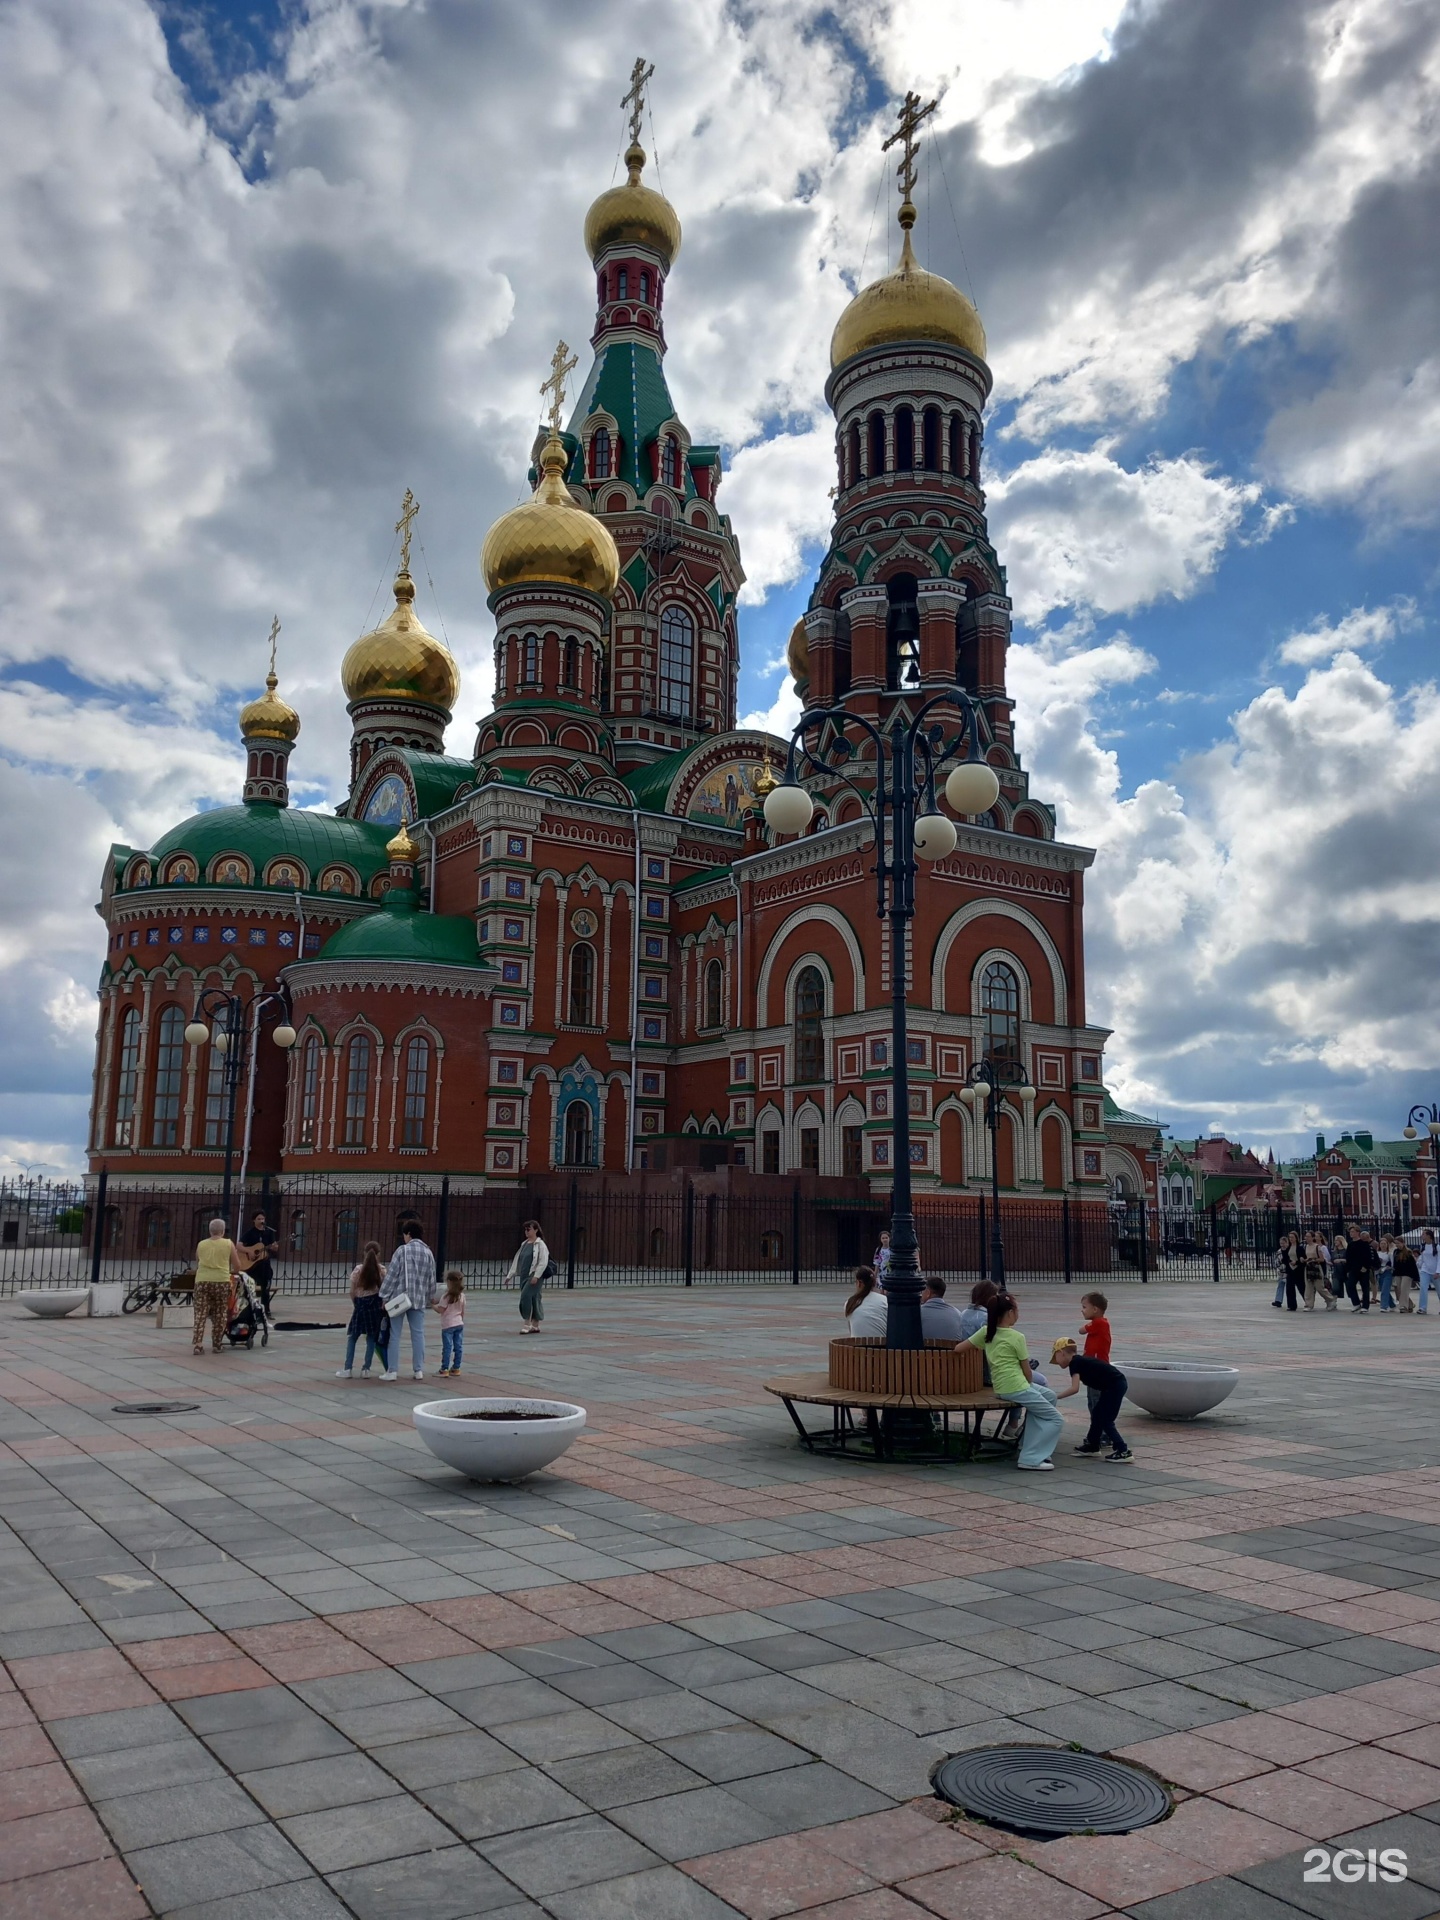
[112,1402,200,1415]
[934,1746,1171,1837]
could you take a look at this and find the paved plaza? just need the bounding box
[4,1280,1440,1919]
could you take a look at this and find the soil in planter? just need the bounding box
[455,1409,562,1422]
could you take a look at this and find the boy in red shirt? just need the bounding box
[1078,1291,1112,1433]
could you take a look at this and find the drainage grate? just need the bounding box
[112,1402,200,1415]
[933,1746,1171,1837]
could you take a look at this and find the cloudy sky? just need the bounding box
[1,0,1438,1176]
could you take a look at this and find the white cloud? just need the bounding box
[987,449,1262,623]
[1277,598,1418,667]
[723,427,837,604]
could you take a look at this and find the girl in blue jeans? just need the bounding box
[436,1270,465,1377]
[967,1292,1064,1471]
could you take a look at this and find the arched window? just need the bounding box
[639,270,650,303]
[617,266,628,299]
[894,406,914,470]
[794,966,825,1083]
[563,1100,593,1166]
[298,1036,320,1148]
[981,961,1021,1066]
[922,406,941,471]
[867,409,886,476]
[203,1041,227,1148]
[949,411,963,476]
[343,1034,371,1146]
[970,422,982,481]
[662,434,681,488]
[522,634,539,686]
[703,957,723,1030]
[334,1208,359,1257]
[590,427,611,480]
[401,1035,430,1148]
[562,637,579,688]
[568,942,596,1025]
[833,607,851,699]
[886,572,920,690]
[846,422,860,488]
[597,270,606,304]
[114,1007,140,1146]
[151,1005,185,1147]
[658,604,694,718]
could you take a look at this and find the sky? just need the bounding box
[1,0,1437,1177]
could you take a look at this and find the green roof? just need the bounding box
[567,341,687,497]
[309,890,485,967]
[146,803,393,893]
[1287,1137,1420,1175]
[623,744,697,813]
[674,864,735,893]
[397,751,474,821]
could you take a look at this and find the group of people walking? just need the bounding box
[1272,1226,1440,1313]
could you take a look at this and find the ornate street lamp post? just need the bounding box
[766,685,999,1351]
[1404,1104,1440,1222]
[185,988,296,1226]
[961,1057,1033,1289]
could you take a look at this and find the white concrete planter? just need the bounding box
[16,1289,90,1318]
[1123,1362,1239,1420]
[412,1397,586,1482]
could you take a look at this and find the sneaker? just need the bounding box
[1016,1460,1055,1471]
[1105,1449,1134,1462]
[436,1368,449,1378]
[334,1368,352,1378]
[1074,1444,1101,1454]
[381,1370,399,1382]
[413,1371,424,1381]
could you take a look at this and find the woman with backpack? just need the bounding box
[505,1219,551,1334]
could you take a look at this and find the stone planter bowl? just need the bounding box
[1123,1362,1239,1421]
[412,1398,586,1482]
[16,1289,91,1318]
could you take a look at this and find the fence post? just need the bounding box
[1139,1200,1149,1283]
[435,1175,450,1276]
[565,1179,578,1290]
[88,1169,108,1291]
[1210,1203,1220,1283]
[978,1196,987,1281]
[791,1183,801,1285]
[683,1183,695,1288]
[1062,1193,1072,1285]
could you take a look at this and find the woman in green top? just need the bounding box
[968,1293,1064,1471]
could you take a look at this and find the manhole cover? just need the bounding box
[112,1402,200,1415]
[934,1747,1171,1836]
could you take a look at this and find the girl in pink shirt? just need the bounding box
[436,1270,465,1377]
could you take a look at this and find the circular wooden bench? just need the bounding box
[763,1370,1018,1462]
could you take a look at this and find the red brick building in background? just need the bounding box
[88,88,1114,1209]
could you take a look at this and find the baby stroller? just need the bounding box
[226,1269,269,1349]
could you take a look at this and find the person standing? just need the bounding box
[505,1220,550,1335]
[380,1221,438,1380]
[1302,1232,1337,1311]
[436,1271,466,1377]
[1377,1235,1397,1312]
[1344,1227,1377,1312]
[873,1230,892,1286]
[192,1219,239,1356]
[337,1241,388,1379]
[1418,1230,1440,1315]
[1393,1238,1419,1315]
[239,1208,278,1319]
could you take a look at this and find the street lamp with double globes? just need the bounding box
[765,686,1000,1351]
[961,1061,1033,1288]
[1404,1104,1440,1219]
[186,987,296,1224]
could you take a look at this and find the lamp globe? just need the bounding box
[946,761,1000,816]
[914,813,958,860]
[763,783,814,835]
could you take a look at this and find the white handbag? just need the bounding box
[384,1292,412,1318]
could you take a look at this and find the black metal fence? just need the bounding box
[4,1177,1432,1298]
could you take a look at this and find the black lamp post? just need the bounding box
[185,988,296,1225]
[1404,1105,1440,1222]
[962,1056,1033,1289]
[766,684,1000,1351]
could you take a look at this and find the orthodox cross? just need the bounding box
[266,615,280,677]
[622,57,654,145]
[882,90,938,203]
[394,488,419,573]
[540,340,578,435]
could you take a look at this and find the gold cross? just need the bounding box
[882,89,938,203]
[622,56,654,145]
[267,615,280,677]
[394,488,419,573]
[540,340,578,435]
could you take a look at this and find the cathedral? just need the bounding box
[89,76,1112,1203]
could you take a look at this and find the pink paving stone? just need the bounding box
[1191,1713,1354,1765]
[1377,1724,1440,1768]
[144,1656,274,1701]
[0,1764,84,1824]
[0,1694,37,1731]
[0,1726,59,1775]
[1001,1833,1211,1909]
[1148,1797,1308,1873]
[4,1855,148,1920]
[1300,1746,1440,1810]
[1344,1675,1440,1713]
[794,1894,937,1920]
[123,1633,233,1673]
[898,1852,1111,1920]
[1113,1732,1274,1792]
[335,1607,474,1658]
[823,1808,992,1881]
[681,1833,877,1918]
[1272,1695,1426,1741]
[1378,1621,1440,1652]
[19,1675,158,1723]
[6,1650,131,1693]
[1211,1767,1395,1836]
[0,1805,113,1883]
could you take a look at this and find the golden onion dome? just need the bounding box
[482,432,620,598]
[584,141,681,270]
[385,822,418,863]
[830,202,986,370]
[240,670,300,744]
[786,617,810,692]
[341,571,459,713]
